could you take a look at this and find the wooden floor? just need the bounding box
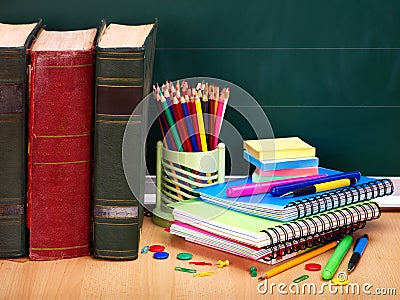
[1,212,399,299]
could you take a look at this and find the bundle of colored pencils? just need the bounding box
[153,80,230,152]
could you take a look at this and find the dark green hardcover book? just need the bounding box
[0,20,42,258]
[93,19,157,260]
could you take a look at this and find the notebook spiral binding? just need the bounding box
[284,179,393,219]
[261,201,381,262]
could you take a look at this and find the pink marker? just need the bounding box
[226,174,327,197]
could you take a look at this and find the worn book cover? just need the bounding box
[93,19,157,260]
[0,20,42,258]
[27,27,97,260]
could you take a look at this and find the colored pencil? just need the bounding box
[159,92,183,152]
[258,241,338,280]
[201,88,209,148]
[195,91,208,152]
[208,85,216,150]
[187,92,201,152]
[180,96,199,152]
[154,80,229,154]
[212,88,229,149]
[171,94,192,152]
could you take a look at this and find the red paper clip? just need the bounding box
[189,262,212,266]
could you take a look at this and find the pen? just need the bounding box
[269,171,361,197]
[322,235,353,280]
[347,234,369,272]
[280,178,358,197]
[225,174,327,197]
[258,241,338,281]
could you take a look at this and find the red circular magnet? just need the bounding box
[305,263,321,271]
[149,245,165,252]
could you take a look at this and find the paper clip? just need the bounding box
[189,262,213,266]
[174,266,197,273]
[293,274,309,283]
[193,271,216,278]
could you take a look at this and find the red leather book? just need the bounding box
[27,28,97,260]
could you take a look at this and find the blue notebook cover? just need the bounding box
[196,167,393,221]
[243,150,319,171]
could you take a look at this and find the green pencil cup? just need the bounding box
[152,141,225,227]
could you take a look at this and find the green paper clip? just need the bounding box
[174,266,197,273]
[293,274,309,283]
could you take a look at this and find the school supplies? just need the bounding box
[243,151,319,171]
[153,141,225,227]
[226,174,326,197]
[254,166,319,178]
[169,199,381,248]
[244,137,316,161]
[189,262,213,266]
[197,168,393,221]
[153,80,230,152]
[280,178,358,197]
[270,171,362,197]
[216,260,229,268]
[293,275,309,283]
[347,234,369,272]
[258,241,338,280]
[169,219,363,263]
[322,235,353,280]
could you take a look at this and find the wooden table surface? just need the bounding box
[1,212,399,299]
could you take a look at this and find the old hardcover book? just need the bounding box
[93,20,157,260]
[0,20,42,258]
[27,27,97,260]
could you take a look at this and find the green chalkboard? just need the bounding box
[2,0,399,175]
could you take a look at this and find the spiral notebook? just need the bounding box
[170,199,381,248]
[169,220,365,264]
[196,168,393,221]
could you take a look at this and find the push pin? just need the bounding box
[216,260,229,268]
[249,266,257,277]
[141,246,150,254]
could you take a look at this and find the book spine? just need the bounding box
[27,49,94,260]
[0,48,29,257]
[93,23,157,260]
[285,179,393,219]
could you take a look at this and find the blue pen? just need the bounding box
[269,171,361,197]
[347,234,369,272]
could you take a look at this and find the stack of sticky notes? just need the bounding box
[243,137,318,182]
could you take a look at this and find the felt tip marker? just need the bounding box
[322,235,353,280]
[347,234,369,272]
[280,178,358,198]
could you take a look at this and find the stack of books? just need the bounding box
[244,137,319,183]
[168,137,394,264]
[0,20,157,261]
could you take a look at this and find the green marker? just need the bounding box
[322,235,353,280]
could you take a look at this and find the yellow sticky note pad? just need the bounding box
[243,137,316,161]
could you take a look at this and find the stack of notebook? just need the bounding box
[168,137,394,264]
[244,137,319,182]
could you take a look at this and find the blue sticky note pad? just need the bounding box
[243,150,319,171]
